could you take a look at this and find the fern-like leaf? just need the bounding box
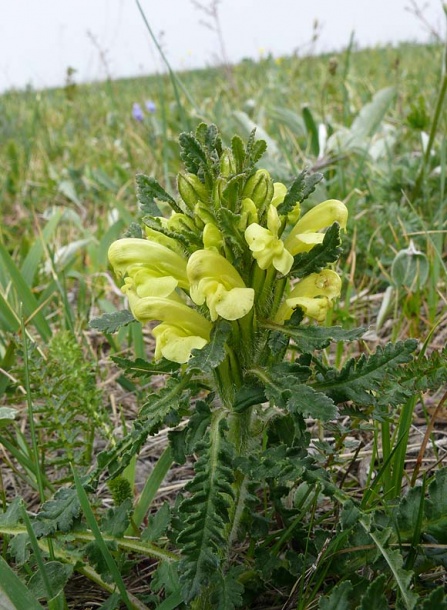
[313,340,418,406]
[277,169,323,216]
[176,413,235,602]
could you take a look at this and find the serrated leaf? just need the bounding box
[33,488,81,537]
[139,374,192,426]
[396,486,424,539]
[231,135,246,173]
[358,574,388,610]
[135,173,177,214]
[179,132,208,175]
[89,310,136,333]
[318,580,353,609]
[314,340,418,406]
[101,499,133,537]
[291,223,342,277]
[176,416,234,601]
[363,523,418,610]
[8,533,30,565]
[420,586,447,609]
[27,561,73,600]
[248,139,267,166]
[112,355,180,377]
[262,368,337,421]
[263,323,365,352]
[277,169,323,215]
[188,321,231,373]
[210,567,245,610]
[340,500,361,530]
[0,497,22,527]
[142,502,171,542]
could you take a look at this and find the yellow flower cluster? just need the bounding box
[108,165,348,363]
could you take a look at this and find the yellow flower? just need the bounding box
[275,269,342,323]
[245,205,294,275]
[125,291,212,363]
[284,199,348,256]
[187,250,254,321]
[108,238,189,299]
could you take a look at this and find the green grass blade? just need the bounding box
[0,555,46,610]
[20,209,63,285]
[133,446,173,528]
[0,242,51,340]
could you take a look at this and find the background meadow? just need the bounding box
[1,28,447,609]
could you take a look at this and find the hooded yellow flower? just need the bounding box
[245,205,294,275]
[187,250,254,321]
[124,290,212,363]
[275,269,342,323]
[108,238,189,299]
[284,199,348,256]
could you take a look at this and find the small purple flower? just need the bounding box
[145,100,156,113]
[132,102,144,122]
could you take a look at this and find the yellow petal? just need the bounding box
[152,323,208,363]
[284,199,348,255]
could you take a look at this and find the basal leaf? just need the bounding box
[318,580,353,609]
[142,502,171,543]
[33,488,81,537]
[420,586,447,609]
[210,567,245,610]
[101,499,133,538]
[0,556,45,610]
[89,310,136,334]
[291,223,342,278]
[0,497,22,528]
[27,561,73,600]
[358,574,388,610]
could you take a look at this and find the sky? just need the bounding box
[0,0,445,93]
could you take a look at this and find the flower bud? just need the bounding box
[242,169,274,209]
[194,202,215,226]
[167,212,196,234]
[203,223,223,250]
[220,150,236,176]
[177,173,209,210]
[213,176,226,208]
